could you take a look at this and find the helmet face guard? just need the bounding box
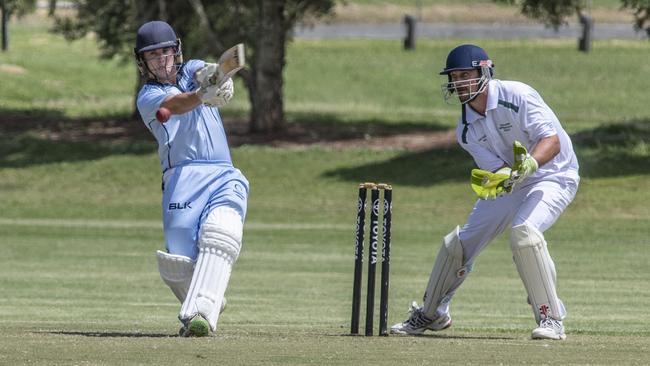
[441,61,492,105]
[134,21,183,82]
[135,42,183,82]
[439,45,494,105]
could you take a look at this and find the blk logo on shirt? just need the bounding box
[169,202,192,210]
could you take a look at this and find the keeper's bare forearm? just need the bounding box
[531,135,560,167]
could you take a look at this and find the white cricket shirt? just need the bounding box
[456,79,579,186]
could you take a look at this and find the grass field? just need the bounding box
[1,17,649,365]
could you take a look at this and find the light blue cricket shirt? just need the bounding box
[136,59,232,172]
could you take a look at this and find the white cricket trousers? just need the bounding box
[459,177,579,264]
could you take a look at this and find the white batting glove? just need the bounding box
[196,78,234,107]
[194,63,218,87]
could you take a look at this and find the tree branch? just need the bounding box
[186,0,225,55]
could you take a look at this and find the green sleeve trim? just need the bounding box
[498,99,519,113]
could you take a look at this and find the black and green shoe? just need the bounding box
[179,315,210,337]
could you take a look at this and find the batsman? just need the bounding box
[391,44,579,340]
[134,20,249,337]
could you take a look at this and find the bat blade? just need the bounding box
[209,43,245,87]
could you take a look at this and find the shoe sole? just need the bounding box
[390,329,426,335]
[531,330,566,340]
[428,319,452,332]
[390,319,452,335]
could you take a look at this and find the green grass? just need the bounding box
[3,21,650,131]
[0,147,649,365]
[284,38,650,132]
[1,16,650,366]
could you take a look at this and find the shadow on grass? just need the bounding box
[284,111,449,137]
[0,108,155,168]
[3,107,649,182]
[323,146,474,187]
[0,108,448,168]
[572,119,650,178]
[42,331,174,338]
[323,119,650,186]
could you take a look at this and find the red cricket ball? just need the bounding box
[156,107,172,123]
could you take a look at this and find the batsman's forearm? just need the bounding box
[160,92,203,115]
[530,135,560,167]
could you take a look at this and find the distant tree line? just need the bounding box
[1,0,35,50]
[51,0,335,133]
[495,0,650,36]
[4,0,650,132]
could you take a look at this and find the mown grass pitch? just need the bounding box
[1,146,648,365]
[1,16,649,366]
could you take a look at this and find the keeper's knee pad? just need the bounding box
[510,224,565,321]
[422,226,471,317]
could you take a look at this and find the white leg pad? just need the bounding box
[179,206,243,331]
[510,224,565,322]
[156,250,196,303]
[422,226,471,318]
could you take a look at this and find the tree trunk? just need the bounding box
[1,1,8,52]
[48,0,57,16]
[250,0,286,133]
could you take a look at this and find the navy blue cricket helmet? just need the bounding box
[135,21,179,53]
[440,44,494,104]
[440,44,493,76]
[134,21,183,80]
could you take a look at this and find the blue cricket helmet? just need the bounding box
[439,44,494,105]
[135,21,179,53]
[134,20,183,81]
[440,44,493,75]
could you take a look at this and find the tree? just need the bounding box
[1,0,36,51]
[495,0,650,36]
[621,0,650,37]
[53,0,335,133]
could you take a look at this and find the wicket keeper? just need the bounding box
[391,44,579,340]
[134,20,249,337]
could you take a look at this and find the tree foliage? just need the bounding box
[1,0,37,51]
[493,0,584,29]
[53,0,335,132]
[495,0,650,36]
[621,0,650,36]
[1,0,36,17]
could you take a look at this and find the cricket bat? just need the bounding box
[156,43,246,123]
[209,43,245,87]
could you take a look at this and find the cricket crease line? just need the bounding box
[0,217,350,231]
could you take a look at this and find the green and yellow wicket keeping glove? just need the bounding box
[470,167,515,200]
[511,141,538,183]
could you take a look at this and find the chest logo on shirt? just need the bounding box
[169,202,193,210]
[498,122,513,132]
